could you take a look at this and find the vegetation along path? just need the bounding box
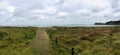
[32,28,50,55]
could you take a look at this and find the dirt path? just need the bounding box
[32,28,50,55]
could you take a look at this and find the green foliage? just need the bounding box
[0,31,8,39]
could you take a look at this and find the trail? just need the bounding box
[32,28,50,55]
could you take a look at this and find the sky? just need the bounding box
[0,0,119,26]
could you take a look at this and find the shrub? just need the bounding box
[0,31,8,40]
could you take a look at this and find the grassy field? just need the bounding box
[0,27,36,55]
[0,27,120,55]
[47,27,120,55]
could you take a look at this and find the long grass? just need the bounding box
[47,27,120,55]
[0,27,36,55]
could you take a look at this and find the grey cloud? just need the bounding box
[90,7,105,13]
[110,0,120,13]
[0,0,119,25]
[110,0,119,8]
[112,8,120,13]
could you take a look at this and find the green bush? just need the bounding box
[0,31,8,39]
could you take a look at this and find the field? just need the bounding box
[47,27,120,55]
[0,27,120,55]
[0,27,36,55]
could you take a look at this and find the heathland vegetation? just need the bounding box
[47,27,120,55]
[0,27,36,55]
[0,27,120,55]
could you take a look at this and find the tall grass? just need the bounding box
[47,27,120,55]
[0,27,36,55]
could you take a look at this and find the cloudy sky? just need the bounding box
[0,0,119,26]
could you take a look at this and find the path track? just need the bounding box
[32,28,50,55]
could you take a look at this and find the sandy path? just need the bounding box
[32,28,50,55]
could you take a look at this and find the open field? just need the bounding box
[46,27,120,55]
[0,27,36,55]
[0,27,120,55]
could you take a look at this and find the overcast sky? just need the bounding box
[0,0,119,26]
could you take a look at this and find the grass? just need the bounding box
[46,27,120,55]
[0,27,36,55]
[0,27,120,55]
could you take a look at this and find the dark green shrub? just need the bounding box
[0,31,8,39]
